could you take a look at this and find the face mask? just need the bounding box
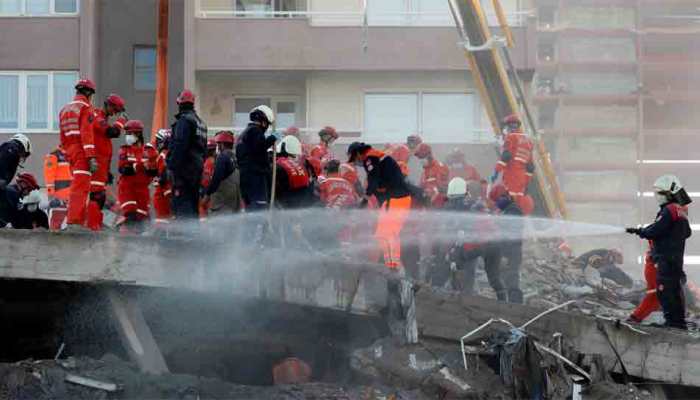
[655,192,668,206]
[125,135,138,146]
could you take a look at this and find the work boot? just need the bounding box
[63,224,92,233]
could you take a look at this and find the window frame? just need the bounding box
[232,95,302,130]
[0,0,80,17]
[0,70,79,134]
[361,90,491,144]
[133,45,157,92]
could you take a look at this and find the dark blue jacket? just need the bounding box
[167,109,208,187]
[640,203,691,269]
[236,123,276,174]
[0,140,23,185]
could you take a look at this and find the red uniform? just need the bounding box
[59,94,95,226]
[495,130,534,199]
[86,109,125,230]
[152,149,172,224]
[199,156,215,220]
[308,143,334,176]
[630,246,661,322]
[420,159,449,208]
[117,143,157,222]
[319,175,359,209]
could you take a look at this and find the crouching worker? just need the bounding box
[117,120,157,233]
[442,178,506,301]
[0,172,47,229]
[627,175,692,329]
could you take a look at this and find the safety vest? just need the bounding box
[319,176,357,209]
[43,148,72,201]
[505,132,533,166]
[277,157,310,190]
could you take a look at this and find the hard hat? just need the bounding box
[75,78,96,92]
[503,114,521,126]
[319,126,338,140]
[285,126,300,137]
[20,189,42,206]
[347,142,369,163]
[125,120,144,133]
[414,143,432,159]
[214,130,235,145]
[176,89,196,105]
[277,135,302,156]
[406,134,422,148]
[105,94,126,112]
[653,175,683,195]
[11,133,31,155]
[15,172,40,192]
[250,105,275,124]
[447,177,467,198]
[155,128,172,142]
[446,148,466,164]
[488,183,509,203]
[207,137,217,150]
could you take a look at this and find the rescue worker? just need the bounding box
[87,93,128,231]
[59,78,97,230]
[628,248,661,324]
[275,136,314,209]
[348,142,412,271]
[199,137,217,220]
[203,131,241,215]
[446,148,481,182]
[14,188,49,230]
[236,105,278,211]
[406,134,422,152]
[308,126,338,176]
[489,184,525,304]
[339,162,363,198]
[0,172,42,229]
[152,129,173,226]
[167,90,208,219]
[319,160,359,209]
[414,143,449,208]
[492,114,534,205]
[442,178,507,300]
[117,120,158,233]
[627,175,692,329]
[43,145,72,230]
[0,134,32,187]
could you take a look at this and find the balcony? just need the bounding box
[194,1,534,71]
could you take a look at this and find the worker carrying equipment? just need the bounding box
[626,174,692,329]
[236,105,277,211]
[492,114,534,204]
[348,142,412,271]
[117,120,158,233]
[414,143,449,208]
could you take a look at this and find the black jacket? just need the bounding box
[363,153,411,205]
[0,140,23,186]
[236,123,276,174]
[640,203,691,265]
[167,109,208,187]
[0,184,21,227]
[206,149,236,196]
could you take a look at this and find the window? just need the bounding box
[133,47,156,91]
[0,0,78,16]
[364,92,488,144]
[198,0,306,17]
[233,97,299,130]
[0,71,79,132]
[367,0,452,26]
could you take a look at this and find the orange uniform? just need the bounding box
[319,175,359,209]
[420,159,449,208]
[495,130,534,199]
[152,149,173,224]
[43,147,72,202]
[59,94,94,225]
[630,246,661,322]
[117,143,157,224]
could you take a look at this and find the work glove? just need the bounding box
[625,227,641,235]
[114,115,128,129]
[88,158,99,174]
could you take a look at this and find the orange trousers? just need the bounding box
[375,196,412,269]
[630,253,660,322]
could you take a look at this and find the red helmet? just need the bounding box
[488,183,509,203]
[177,89,196,105]
[446,148,466,164]
[502,114,521,129]
[414,143,432,159]
[406,134,422,149]
[214,131,235,145]
[125,120,144,133]
[319,126,338,140]
[285,126,300,137]
[75,78,96,92]
[105,94,126,112]
[15,172,40,192]
[207,137,217,150]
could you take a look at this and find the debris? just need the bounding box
[65,374,119,392]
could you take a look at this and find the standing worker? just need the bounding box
[347,142,412,272]
[199,137,217,221]
[87,94,128,231]
[414,143,449,208]
[489,184,525,304]
[274,136,314,209]
[59,79,97,231]
[492,114,534,206]
[202,131,241,215]
[627,175,692,329]
[308,126,338,176]
[236,105,278,211]
[167,90,208,219]
[0,134,32,187]
[152,129,173,226]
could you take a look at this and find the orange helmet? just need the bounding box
[414,143,432,159]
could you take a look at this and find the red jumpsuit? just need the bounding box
[152,149,172,225]
[420,159,449,208]
[118,143,157,223]
[199,155,215,220]
[630,245,661,322]
[59,94,95,226]
[495,130,534,199]
[86,109,125,230]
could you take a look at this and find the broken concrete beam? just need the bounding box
[414,285,700,387]
[105,289,169,375]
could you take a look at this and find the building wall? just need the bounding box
[0,18,80,70]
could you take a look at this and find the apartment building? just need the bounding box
[0,0,534,181]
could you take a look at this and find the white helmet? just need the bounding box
[276,135,303,157]
[11,133,31,155]
[251,105,275,124]
[653,174,692,206]
[20,189,42,211]
[447,177,467,198]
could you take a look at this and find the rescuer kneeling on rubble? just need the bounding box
[627,175,692,330]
